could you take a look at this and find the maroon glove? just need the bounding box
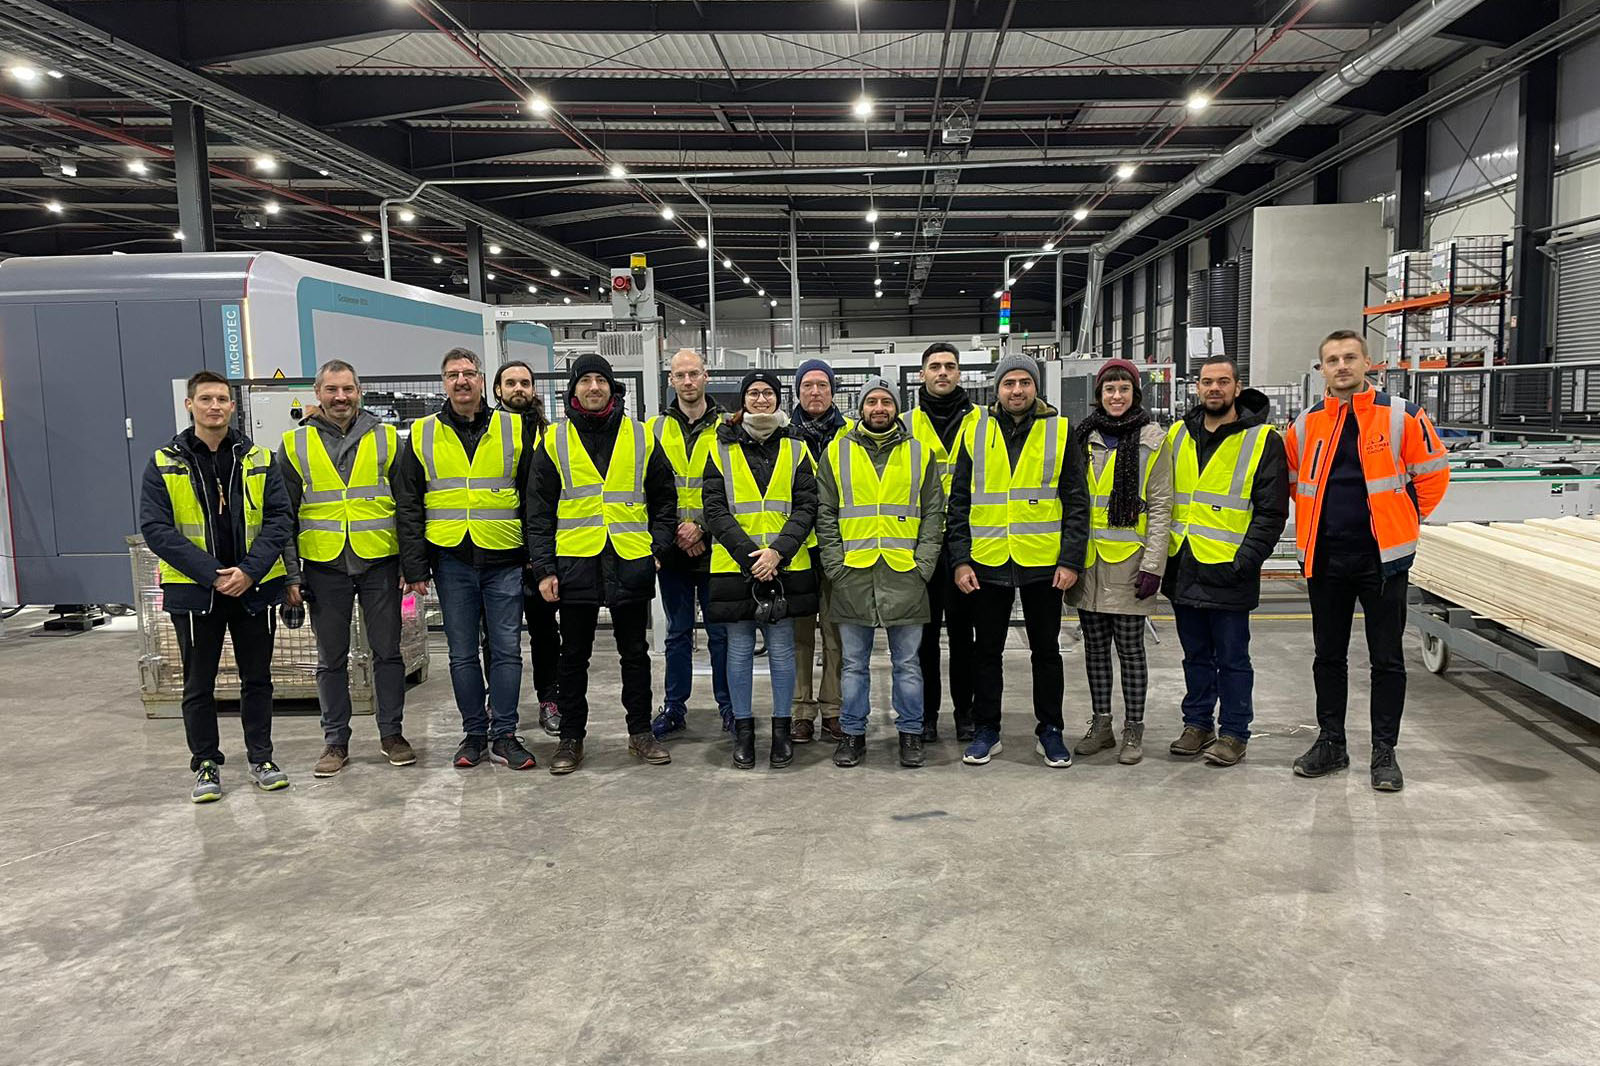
[1134,571,1161,600]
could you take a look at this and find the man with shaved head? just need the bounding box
[646,348,733,737]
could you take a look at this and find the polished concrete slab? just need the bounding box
[3,598,1600,1066]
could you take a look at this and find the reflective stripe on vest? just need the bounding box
[283,423,398,562]
[967,411,1069,567]
[709,437,812,574]
[153,444,288,585]
[827,436,923,571]
[412,410,524,550]
[1085,441,1157,567]
[547,418,654,560]
[1167,421,1270,564]
[901,405,978,511]
[647,413,718,525]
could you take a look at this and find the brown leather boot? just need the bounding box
[820,716,846,742]
[628,732,672,765]
[313,745,348,778]
[791,718,815,744]
[1168,726,1216,757]
[1204,735,1247,766]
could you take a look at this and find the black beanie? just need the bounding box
[567,352,618,402]
[739,369,783,408]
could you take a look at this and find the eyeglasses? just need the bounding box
[444,370,481,382]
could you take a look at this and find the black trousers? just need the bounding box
[970,580,1065,737]
[556,601,653,740]
[1307,554,1408,748]
[919,548,975,732]
[304,559,406,745]
[481,586,563,705]
[171,598,275,771]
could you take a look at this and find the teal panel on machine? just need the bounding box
[295,278,484,375]
[502,321,556,369]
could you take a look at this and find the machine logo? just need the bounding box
[221,303,245,378]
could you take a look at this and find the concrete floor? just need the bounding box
[4,596,1600,1066]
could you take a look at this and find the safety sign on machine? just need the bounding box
[998,290,1012,335]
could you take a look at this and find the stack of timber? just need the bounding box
[1412,516,1600,667]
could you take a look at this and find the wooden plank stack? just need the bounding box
[1412,516,1600,668]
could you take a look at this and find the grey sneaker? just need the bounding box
[191,761,222,803]
[1118,722,1145,765]
[249,760,290,791]
[1074,715,1116,756]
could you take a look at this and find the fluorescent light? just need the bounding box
[864,207,879,224]
[742,275,751,284]
[432,254,443,263]
[45,200,63,214]
[893,230,902,237]
[1186,91,1210,112]
[723,257,733,268]
[7,65,39,83]
[488,243,502,255]
[58,160,77,177]
[874,290,883,299]
[660,205,675,220]
[992,290,1002,299]
[608,163,626,179]
[529,285,539,294]
[868,239,880,251]
[550,267,562,277]
[1043,239,1057,250]
[679,318,687,325]
[46,69,64,80]
[896,149,908,158]
[126,159,147,175]
[263,200,280,215]
[562,296,572,304]
[173,230,186,241]
[1114,163,1136,181]
[853,95,872,118]
[527,93,550,114]
[1023,260,1035,270]
[318,168,330,177]
[253,155,275,172]
[696,236,708,248]
[770,299,778,307]
[397,208,415,222]
[1006,277,1016,286]
[486,272,496,280]
[1073,207,1088,222]
[360,232,374,244]
[874,276,882,285]
[757,288,766,297]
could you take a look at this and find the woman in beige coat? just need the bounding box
[1065,360,1174,765]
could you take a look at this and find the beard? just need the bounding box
[1202,395,1234,414]
[500,393,532,412]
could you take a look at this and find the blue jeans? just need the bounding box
[1172,604,1254,741]
[658,567,731,714]
[838,623,924,736]
[435,553,523,737]
[724,619,796,720]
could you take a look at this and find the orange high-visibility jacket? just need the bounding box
[1284,386,1450,578]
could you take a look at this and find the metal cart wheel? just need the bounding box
[1421,631,1450,674]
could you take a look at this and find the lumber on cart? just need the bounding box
[1412,516,1600,669]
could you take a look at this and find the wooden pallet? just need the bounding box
[1412,516,1600,669]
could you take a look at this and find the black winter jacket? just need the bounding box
[138,427,292,615]
[701,420,820,623]
[1160,388,1290,612]
[393,401,537,583]
[525,401,678,607]
[945,399,1091,588]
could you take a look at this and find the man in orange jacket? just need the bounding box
[1285,330,1450,791]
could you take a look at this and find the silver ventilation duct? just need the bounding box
[1075,0,1491,353]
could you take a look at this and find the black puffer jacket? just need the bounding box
[525,401,678,607]
[1161,388,1290,612]
[701,420,820,623]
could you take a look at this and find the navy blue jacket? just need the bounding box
[138,427,293,615]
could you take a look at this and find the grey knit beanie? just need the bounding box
[856,374,898,417]
[993,352,1041,390]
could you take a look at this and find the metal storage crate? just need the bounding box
[1430,235,1507,294]
[1386,250,1430,301]
[127,536,430,718]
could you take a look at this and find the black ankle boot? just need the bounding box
[733,718,756,770]
[832,733,866,768]
[770,717,793,768]
[921,715,940,743]
[899,731,925,768]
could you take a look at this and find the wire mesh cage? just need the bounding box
[126,536,430,718]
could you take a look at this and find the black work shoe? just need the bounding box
[955,720,976,744]
[538,700,562,737]
[769,717,794,768]
[628,731,672,765]
[833,734,866,768]
[549,738,584,775]
[1293,735,1350,778]
[1371,744,1404,791]
[921,716,940,743]
[490,734,538,770]
[733,718,756,770]
[454,734,489,768]
[899,731,925,768]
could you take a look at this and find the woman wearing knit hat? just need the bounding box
[1065,359,1173,765]
[700,370,819,769]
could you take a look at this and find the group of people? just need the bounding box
[139,328,1450,802]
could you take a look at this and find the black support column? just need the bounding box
[1510,55,1557,365]
[1120,276,1135,358]
[1143,261,1158,360]
[465,221,487,303]
[1208,227,1230,267]
[1100,285,1114,358]
[1172,252,1189,370]
[1395,121,1427,251]
[170,102,216,253]
[1314,167,1340,205]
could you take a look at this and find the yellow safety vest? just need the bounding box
[282,422,399,562]
[646,411,720,525]
[546,418,656,560]
[411,410,524,550]
[966,410,1070,568]
[153,443,288,585]
[1085,440,1158,567]
[901,405,980,511]
[1166,421,1272,563]
[708,437,813,574]
[826,436,924,571]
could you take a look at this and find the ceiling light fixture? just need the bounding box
[45,200,62,214]
[488,243,502,255]
[1114,163,1136,181]
[253,155,275,172]
[992,290,1002,299]
[853,95,872,118]
[874,290,883,299]
[563,296,572,304]
[660,205,675,220]
[126,159,147,175]
[7,65,39,83]
[46,70,63,79]
[1186,91,1210,112]
[696,236,708,248]
[360,232,374,244]
[874,276,882,285]
[757,288,766,296]
[896,149,908,158]
[263,200,280,215]
[742,275,751,284]
[173,230,186,241]
[397,208,415,222]
[318,168,330,177]
[550,267,562,277]
[1023,260,1035,270]
[868,239,880,251]
[432,254,443,264]
[1073,207,1089,222]
[1043,239,1057,250]
[530,285,540,294]
[770,299,778,307]
[1006,277,1016,286]
[528,92,550,114]
[864,207,879,224]
[608,163,626,179]
[723,257,733,268]
[486,272,496,280]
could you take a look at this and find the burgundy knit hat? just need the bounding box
[1094,359,1143,407]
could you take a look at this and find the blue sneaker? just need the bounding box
[651,704,687,739]
[962,728,1002,765]
[1035,728,1073,768]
